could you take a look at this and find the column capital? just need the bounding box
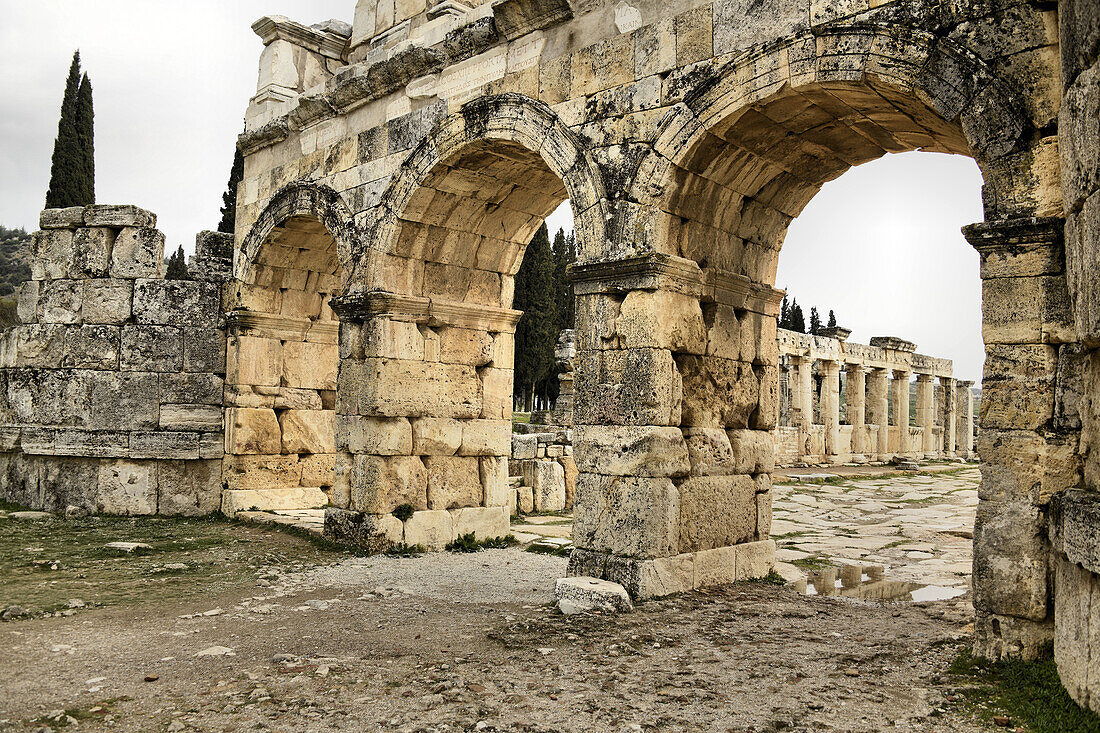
[915,373,935,383]
[892,369,912,380]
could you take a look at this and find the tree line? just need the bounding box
[779,296,840,336]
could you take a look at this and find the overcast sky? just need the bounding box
[0,3,985,381]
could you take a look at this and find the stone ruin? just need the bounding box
[2,0,1100,711]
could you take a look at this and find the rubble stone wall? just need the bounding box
[0,207,228,516]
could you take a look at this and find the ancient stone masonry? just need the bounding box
[0,207,229,516]
[4,0,1100,701]
[775,329,974,466]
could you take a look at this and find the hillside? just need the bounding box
[0,226,32,298]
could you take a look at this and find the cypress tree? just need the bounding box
[217,148,244,234]
[789,301,805,333]
[165,246,190,280]
[45,51,86,209]
[779,296,789,330]
[809,307,822,335]
[550,227,575,333]
[827,309,837,330]
[513,223,558,411]
[74,72,95,205]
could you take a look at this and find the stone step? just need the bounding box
[221,487,329,517]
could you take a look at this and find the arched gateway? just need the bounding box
[4,0,1100,710]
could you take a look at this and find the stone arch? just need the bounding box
[329,95,605,548]
[221,182,358,515]
[347,93,607,298]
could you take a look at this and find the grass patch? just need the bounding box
[790,556,833,570]
[741,571,787,585]
[384,543,427,558]
[391,504,415,523]
[526,544,572,558]
[445,533,519,553]
[512,412,532,426]
[947,649,1100,732]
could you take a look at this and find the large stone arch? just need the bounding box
[327,94,605,549]
[221,182,358,515]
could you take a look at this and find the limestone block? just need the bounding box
[222,487,328,515]
[517,484,534,514]
[973,499,1050,621]
[96,460,157,515]
[86,371,159,430]
[324,508,403,552]
[184,325,225,374]
[560,454,577,509]
[453,506,510,540]
[480,367,513,419]
[160,404,223,432]
[62,325,120,370]
[411,417,462,455]
[34,456,98,513]
[110,227,164,279]
[225,407,282,455]
[133,279,221,327]
[227,336,281,387]
[222,454,302,491]
[1053,557,1100,711]
[337,414,413,455]
[160,373,224,405]
[39,207,85,229]
[727,429,775,474]
[480,456,511,507]
[615,290,707,354]
[120,325,182,372]
[693,545,738,589]
[38,279,82,324]
[130,431,203,460]
[16,281,38,323]
[574,348,682,427]
[84,204,156,228]
[676,355,760,429]
[631,553,694,599]
[512,433,538,459]
[157,459,223,516]
[71,227,113,278]
[981,274,1074,344]
[556,577,634,615]
[517,459,565,511]
[348,455,428,514]
[339,358,481,418]
[573,425,690,477]
[734,539,777,580]
[713,0,807,56]
[756,491,772,540]
[573,473,679,559]
[281,340,338,391]
[355,319,425,360]
[438,327,493,366]
[274,388,323,410]
[403,509,454,551]
[82,279,133,324]
[8,325,66,368]
[31,229,74,280]
[300,453,336,487]
[279,409,335,455]
[682,428,735,475]
[459,419,511,456]
[425,456,483,510]
[677,475,758,553]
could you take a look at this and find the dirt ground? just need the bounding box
[0,514,1001,733]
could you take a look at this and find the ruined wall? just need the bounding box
[1050,0,1100,712]
[0,207,228,516]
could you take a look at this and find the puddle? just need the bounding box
[791,565,967,603]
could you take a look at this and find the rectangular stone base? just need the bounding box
[567,540,776,599]
[324,505,510,552]
[221,487,328,517]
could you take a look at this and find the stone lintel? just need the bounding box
[491,0,572,40]
[429,0,474,21]
[869,336,917,352]
[252,15,349,60]
[427,299,522,332]
[331,291,521,332]
[704,269,784,317]
[238,118,290,156]
[225,310,337,342]
[1050,490,1100,576]
[962,216,1064,251]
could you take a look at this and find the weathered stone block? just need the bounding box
[615,289,707,353]
[411,417,462,455]
[31,229,74,280]
[479,456,510,507]
[283,340,338,390]
[62,325,120,370]
[574,348,682,426]
[338,414,413,455]
[274,388,323,410]
[324,508,403,552]
[225,407,282,455]
[160,404,223,432]
[110,227,164,279]
[157,459,223,516]
[348,455,427,514]
[86,371,159,430]
[84,204,156,228]
[574,425,690,477]
[512,433,538,459]
[452,506,510,540]
[340,358,481,418]
[133,279,220,327]
[16,281,38,324]
[677,475,758,553]
[120,325,182,372]
[160,373,224,405]
[676,355,760,428]
[425,455,482,510]
[573,473,679,558]
[459,419,511,456]
[480,366,513,419]
[96,460,157,515]
[82,279,132,324]
[280,409,335,455]
[728,429,775,474]
[683,427,735,475]
[556,576,634,615]
[227,336,281,387]
[130,431,203,460]
[403,509,454,550]
[38,279,82,324]
[222,454,301,491]
[300,453,336,487]
[71,228,114,278]
[39,207,85,230]
[973,499,1050,621]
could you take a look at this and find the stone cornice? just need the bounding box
[252,15,349,60]
[962,216,1065,251]
[225,310,339,342]
[330,291,522,332]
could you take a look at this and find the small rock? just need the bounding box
[304,599,329,610]
[64,505,88,519]
[9,511,53,521]
[555,577,633,615]
[144,674,159,682]
[843,668,860,677]
[66,599,85,609]
[167,721,186,732]
[1,605,30,621]
[164,563,188,571]
[194,646,235,657]
[104,542,153,553]
[272,653,298,664]
[201,608,223,617]
[993,716,1010,727]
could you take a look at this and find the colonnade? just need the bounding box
[775,330,975,466]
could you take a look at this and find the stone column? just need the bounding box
[956,380,975,457]
[566,254,778,599]
[822,360,841,461]
[941,377,958,456]
[964,217,1079,661]
[778,362,791,428]
[845,365,867,458]
[891,369,911,456]
[866,368,890,460]
[798,357,814,431]
[915,374,936,458]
